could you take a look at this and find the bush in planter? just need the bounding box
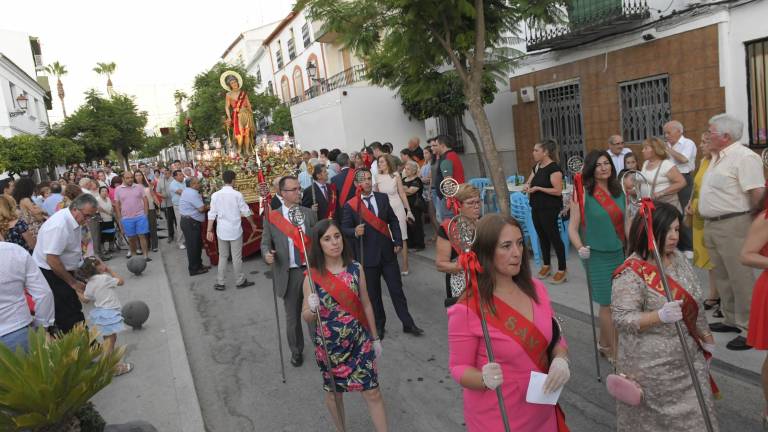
[0,324,123,431]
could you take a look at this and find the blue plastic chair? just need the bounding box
[506,175,518,185]
[468,177,493,214]
[509,192,542,266]
[518,175,526,184]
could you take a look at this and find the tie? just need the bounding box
[320,184,327,199]
[364,196,376,216]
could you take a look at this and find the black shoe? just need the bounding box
[167,238,174,244]
[236,280,255,289]
[726,335,752,351]
[290,353,303,367]
[377,327,386,341]
[403,325,424,336]
[145,257,152,262]
[190,268,209,276]
[709,322,741,333]
[213,284,226,291]
[703,298,720,310]
[712,307,724,318]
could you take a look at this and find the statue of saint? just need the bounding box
[221,71,255,155]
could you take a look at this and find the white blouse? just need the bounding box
[640,159,676,197]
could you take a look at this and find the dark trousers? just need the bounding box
[283,267,315,355]
[532,206,567,271]
[678,173,694,251]
[364,260,416,331]
[164,206,176,240]
[407,204,425,249]
[180,216,204,273]
[148,209,158,250]
[41,268,84,334]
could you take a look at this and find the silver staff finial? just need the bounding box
[287,205,305,227]
[566,155,584,175]
[439,177,460,198]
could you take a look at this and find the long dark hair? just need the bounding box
[626,201,682,260]
[583,149,622,197]
[307,219,354,273]
[471,214,538,314]
[134,170,149,187]
[12,177,35,203]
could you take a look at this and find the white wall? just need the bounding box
[0,56,49,137]
[291,86,426,153]
[0,30,36,78]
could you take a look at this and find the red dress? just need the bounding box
[747,243,768,349]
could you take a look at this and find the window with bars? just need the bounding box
[275,41,284,69]
[436,115,465,153]
[619,75,671,143]
[287,38,297,60]
[747,38,768,147]
[302,23,312,48]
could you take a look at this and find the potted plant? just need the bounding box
[0,324,123,431]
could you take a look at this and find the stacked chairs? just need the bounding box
[468,177,493,215]
[509,192,542,266]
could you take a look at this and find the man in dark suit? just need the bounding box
[329,153,355,224]
[341,168,423,340]
[261,176,318,367]
[301,163,334,220]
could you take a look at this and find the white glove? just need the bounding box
[543,357,570,394]
[578,246,591,260]
[481,362,503,390]
[373,340,383,359]
[702,342,716,356]
[657,300,683,324]
[307,293,320,312]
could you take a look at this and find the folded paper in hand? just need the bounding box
[525,371,563,405]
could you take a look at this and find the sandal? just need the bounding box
[713,306,724,318]
[703,298,720,310]
[114,362,134,377]
[598,342,616,365]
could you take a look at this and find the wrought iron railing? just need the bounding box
[526,0,650,51]
[290,64,368,106]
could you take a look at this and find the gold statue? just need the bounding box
[222,71,255,155]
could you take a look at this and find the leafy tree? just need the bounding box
[44,61,68,118]
[268,105,294,135]
[54,90,147,167]
[251,92,281,126]
[137,135,173,159]
[0,135,44,175]
[173,89,188,116]
[93,62,117,97]
[302,0,561,214]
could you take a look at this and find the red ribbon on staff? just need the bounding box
[258,169,270,216]
[574,173,585,227]
[458,251,483,308]
[639,197,656,251]
[446,196,460,214]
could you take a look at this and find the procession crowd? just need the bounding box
[1,112,767,431]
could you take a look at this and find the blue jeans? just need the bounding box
[1,325,29,353]
[431,189,455,222]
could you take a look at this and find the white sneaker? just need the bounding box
[179,244,186,250]
[126,252,132,259]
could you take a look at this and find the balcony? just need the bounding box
[526,0,650,51]
[289,64,367,106]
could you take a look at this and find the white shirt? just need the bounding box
[208,185,252,241]
[0,243,55,336]
[106,172,118,183]
[97,196,113,222]
[640,159,677,197]
[84,274,121,309]
[370,160,379,186]
[607,147,631,172]
[281,203,306,268]
[361,193,379,215]
[699,141,765,218]
[33,208,83,271]
[670,135,697,174]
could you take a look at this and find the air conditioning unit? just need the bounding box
[520,86,535,103]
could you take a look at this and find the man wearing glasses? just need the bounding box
[606,134,631,172]
[33,193,99,333]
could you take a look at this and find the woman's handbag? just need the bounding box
[606,333,644,405]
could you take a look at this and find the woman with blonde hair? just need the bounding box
[0,195,35,252]
[402,160,426,250]
[639,137,686,211]
[375,154,415,275]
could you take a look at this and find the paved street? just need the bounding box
[161,230,764,431]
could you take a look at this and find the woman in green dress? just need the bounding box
[568,149,627,361]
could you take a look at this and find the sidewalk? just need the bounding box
[90,237,204,432]
[412,233,764,376]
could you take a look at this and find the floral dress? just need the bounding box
[5,219,31,252]
[313,262,378,392]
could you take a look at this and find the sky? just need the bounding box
[2,0,295,130]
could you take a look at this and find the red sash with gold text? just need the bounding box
[614,258,720,397]
[269,209,310,263]
[458,296,570,432]
[310,269,370,332]
[347,196,392,240]
[340,169,357,206]
[592,185,625,243]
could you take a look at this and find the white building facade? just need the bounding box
[0,53,50,138]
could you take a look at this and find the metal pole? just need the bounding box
[264,209,286,383]
[582,259,603,382]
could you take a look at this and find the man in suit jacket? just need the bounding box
[301,163,334,220]
[341,168,423,340]
[329,153,355,224]
[261,176,318,367]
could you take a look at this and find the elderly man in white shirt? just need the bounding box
[0,242,55,352]
[664,120,697,252]
[606,134,631,172]
[33,193,99,333]
[206,170,258,291]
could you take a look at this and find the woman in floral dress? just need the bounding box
[302,219,387,432]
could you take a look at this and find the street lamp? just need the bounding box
[306,61,318,81]
[9,94,28,118]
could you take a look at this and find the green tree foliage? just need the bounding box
[0,135,84,176]
[268,105,294,135]
[301,0,562,214]
[137,135,173,159]
[54,90,147,167]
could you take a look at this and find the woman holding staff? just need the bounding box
[612,201,718,431]
[448,214,570,431]
[302,219,387,432]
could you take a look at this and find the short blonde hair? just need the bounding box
[642,137,668,159]
[454,183,481,203]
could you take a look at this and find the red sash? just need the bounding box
[340,169,357,206]
[614,258,720,397]
[347,196,392,240]
[327,183,338,219]
[441,220,460,255]
[458,295,570,432]
[269,209,310,263]
[231,91,247,136]
[310,269,370,332]
[592,185,625,243]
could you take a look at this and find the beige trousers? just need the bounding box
[703,214,755,331]
[217,236,245,286]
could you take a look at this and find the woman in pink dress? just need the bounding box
[448,214,571,431]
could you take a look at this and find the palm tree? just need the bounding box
[93,62,117,97]
[173,90,188,116]
[44,61,68,118]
